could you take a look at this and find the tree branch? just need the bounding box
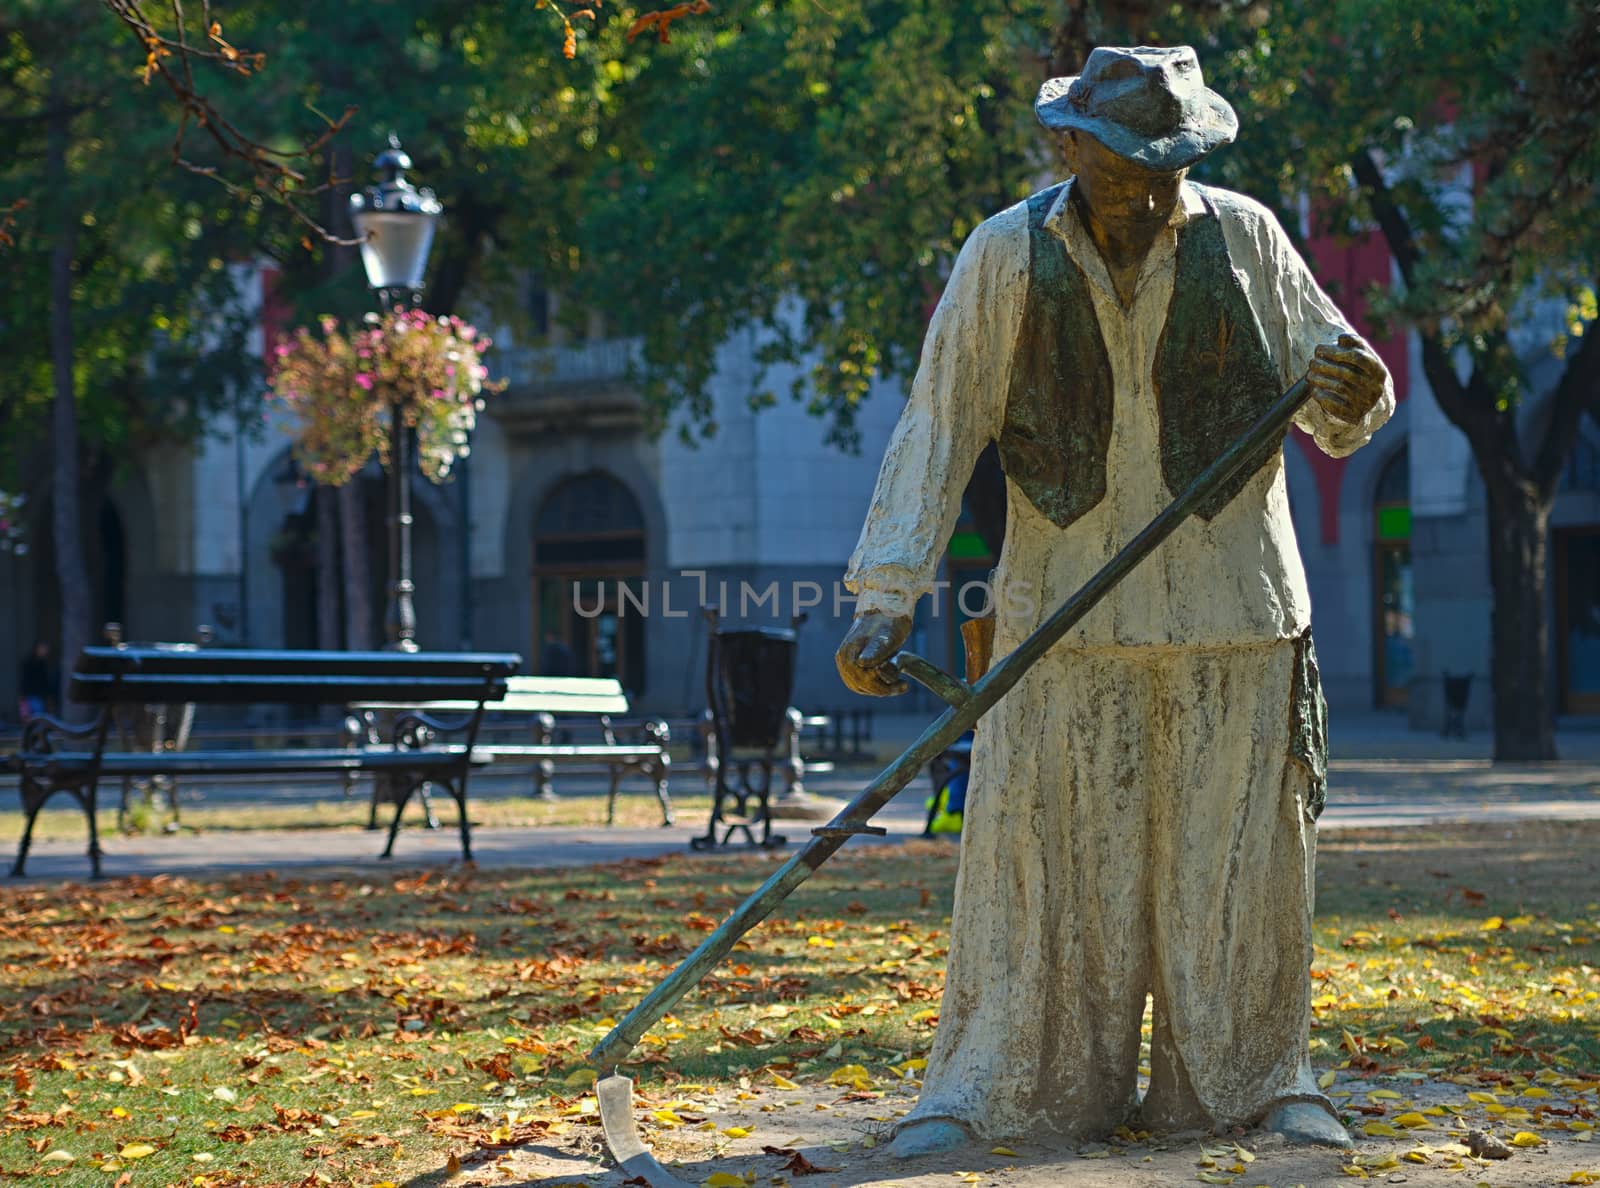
[1534,301,1600,498]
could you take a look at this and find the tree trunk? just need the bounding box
[316,486,342,650]
[338,481,372,650]
[48,105,91,703]
[1482,469,1557,760]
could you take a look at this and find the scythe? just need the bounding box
[590,374,1316,1187]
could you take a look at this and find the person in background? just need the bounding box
[17,640,55,722]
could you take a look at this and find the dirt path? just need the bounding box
[481,1070,1599,1188]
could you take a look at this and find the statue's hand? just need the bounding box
[1310,333,1387,425]
[835,612,913,697]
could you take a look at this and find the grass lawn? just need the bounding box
[0,821,1595,1186]
[0,786,717,845]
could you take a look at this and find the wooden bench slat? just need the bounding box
[474,744,661,760]
[23,748,480,776]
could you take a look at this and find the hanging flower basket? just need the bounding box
[269,308,505,486]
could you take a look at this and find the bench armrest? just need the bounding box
[393,709,483,749]
[600,716,671,748]
[20,710,105,755]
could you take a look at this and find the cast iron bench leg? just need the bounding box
[606,765,622,826]
[81,786,104,879]
[453,782,473,863]
[10,776,44,878]
[380,779,415,859]
[654,755,673,826]
[418,781,441,830]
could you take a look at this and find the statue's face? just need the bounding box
[1067,131,1186,239]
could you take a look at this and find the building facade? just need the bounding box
[5,232,1595,736]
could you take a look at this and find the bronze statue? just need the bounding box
[838,45,1391,1155]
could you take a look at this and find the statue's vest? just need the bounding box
[997,180,1286,526]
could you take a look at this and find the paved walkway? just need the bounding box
[8,726,1600,881]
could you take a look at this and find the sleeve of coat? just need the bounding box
[842,205,1028,619]
[1228,197,1396,459]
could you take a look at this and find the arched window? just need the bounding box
[533,472,647,694]
[1373,446,1413,707]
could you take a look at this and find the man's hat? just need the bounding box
[1035,45,1238,172]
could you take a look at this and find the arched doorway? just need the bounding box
[533,472,647,694]
[1372,446,1414,707]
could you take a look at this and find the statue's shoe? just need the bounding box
[1262,1102,1353,1148]
[888,1118,970,1159]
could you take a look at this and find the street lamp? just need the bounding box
[351,135,442,652]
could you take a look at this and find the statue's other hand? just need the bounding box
[1310,333,1387,425]
[835,611,913,697]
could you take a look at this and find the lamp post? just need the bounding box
[350,135,441,652]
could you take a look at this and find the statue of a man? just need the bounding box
[836,46,1392,1155]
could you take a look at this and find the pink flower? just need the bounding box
[355,373,374,390]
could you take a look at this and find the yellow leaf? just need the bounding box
[1478,916,1504,931]
[1196,1174,1236,1184]
[991,1146,1019,1157]
[1524,1087,1551,1098]
[1403,1151,1431,1164]
[1318,1070,1337,1090]
[957,1176,982,1185]
[769,1071,800,1090]
[1394,1112,1432,1129]
[826,1064,873,1090]
[1467,1092,1499,1105]
[723,1126,753,1138]
[41,1151,74,1163]
[652,1109,684,1127]
[1363,1122,1400,1138]
[1232,1144,1255,1163]
[1510,1132,1546,1147]
[1368,1090,1402,1100]
[120,1144,157,1159]
[1564,1172,1600,1185]
[702,1174,748,1188]
[564,1067,598,1088]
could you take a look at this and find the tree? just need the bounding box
[572,0,1599,758]
[1186,0,1600,759]
[0,3,260,688]
[4,0,614,656]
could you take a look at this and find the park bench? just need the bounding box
[6,646,520,877]
[346,675,673,828]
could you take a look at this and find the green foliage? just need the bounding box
[566,0,1598,446]
[1187,0,1600,389]
[0,4,263,484]
[573,0,1059,448]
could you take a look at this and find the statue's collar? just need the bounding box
[1043,177,1207,237]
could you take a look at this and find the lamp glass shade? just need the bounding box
[352,207,439,295]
